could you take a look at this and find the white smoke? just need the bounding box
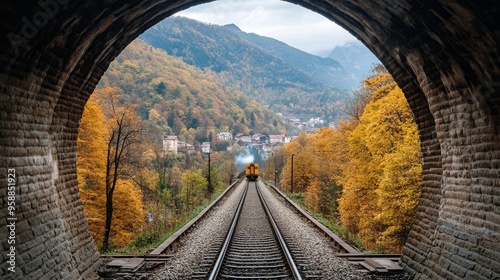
[236,154,255,165]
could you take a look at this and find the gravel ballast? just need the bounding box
[155,180,246,279]
[155,179,411,279]
[258,180,411,280]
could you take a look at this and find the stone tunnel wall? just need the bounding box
[0,1,499,279]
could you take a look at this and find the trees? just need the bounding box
[78,92,145,250]
[343,89,370,122]
[101,39,286,145]
[77,95,108,245]
[375,124,422,252]
[108,179,144,247]
[304,127,349,218]
[280,133,316,194]
[277,127,348,219]
[278,65,422,253]
[97,86,144,251]
[179,169,207,213]
[338,66,422,252]
[220,158,236,185]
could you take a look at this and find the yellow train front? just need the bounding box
[245,163,259,181]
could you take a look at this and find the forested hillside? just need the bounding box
[139,17,346,122]
[98,39,286,142]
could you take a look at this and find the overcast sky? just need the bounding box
[175,0,358,57]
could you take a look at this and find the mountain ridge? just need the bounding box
[138,16,381,122]
[139,16,345,122]
[221,23,353,89]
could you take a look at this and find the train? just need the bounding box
[245,163,259,181]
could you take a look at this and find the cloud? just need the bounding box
[176,0,358,56]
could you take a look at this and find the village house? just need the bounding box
[308,117,325,127]
[252,134,269,144]
[235,133,252,144]
[178,141,196,153]
[259,134,270,144]
[216,132,233,142]
[163,135,179,154]
[269,134,291,144]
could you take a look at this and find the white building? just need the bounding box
[307,117,325,127]
[269,134,292,144]
[201,142,211,154]
[163,135,179,154]
[217,132,233,142]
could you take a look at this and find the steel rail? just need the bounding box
[267,183,360,254]
[208,181,249,280]
[256,181,303,280]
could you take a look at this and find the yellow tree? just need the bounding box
[109,179,144,247]
[280,133,316,194]
[338,121,380,242]
[77,95,108,244]
[304,127,349,218]
[375,121,421,252]
[338,65,421,252]
[78,92,146,248]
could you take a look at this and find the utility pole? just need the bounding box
[291,154,294,193]
[273,152,277,188]
[207,152,212,194]
[268,157,271,181]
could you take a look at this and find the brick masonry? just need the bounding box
[0,1,498,279]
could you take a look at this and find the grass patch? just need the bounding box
[102,187,228,256]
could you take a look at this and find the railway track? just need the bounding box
[209,180,301,279]
[190,180,315,279]
[99,178,401,279]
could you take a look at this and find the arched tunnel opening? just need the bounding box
[0,1,498,279]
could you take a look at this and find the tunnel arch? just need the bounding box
[0,1,498,279]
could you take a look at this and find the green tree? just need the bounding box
[179,169,207,212]
[156,81,167,95]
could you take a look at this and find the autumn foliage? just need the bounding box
[279,65,422,253]
[77,94,145,248]
[77,89,231,252]
[77,95,108,245]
